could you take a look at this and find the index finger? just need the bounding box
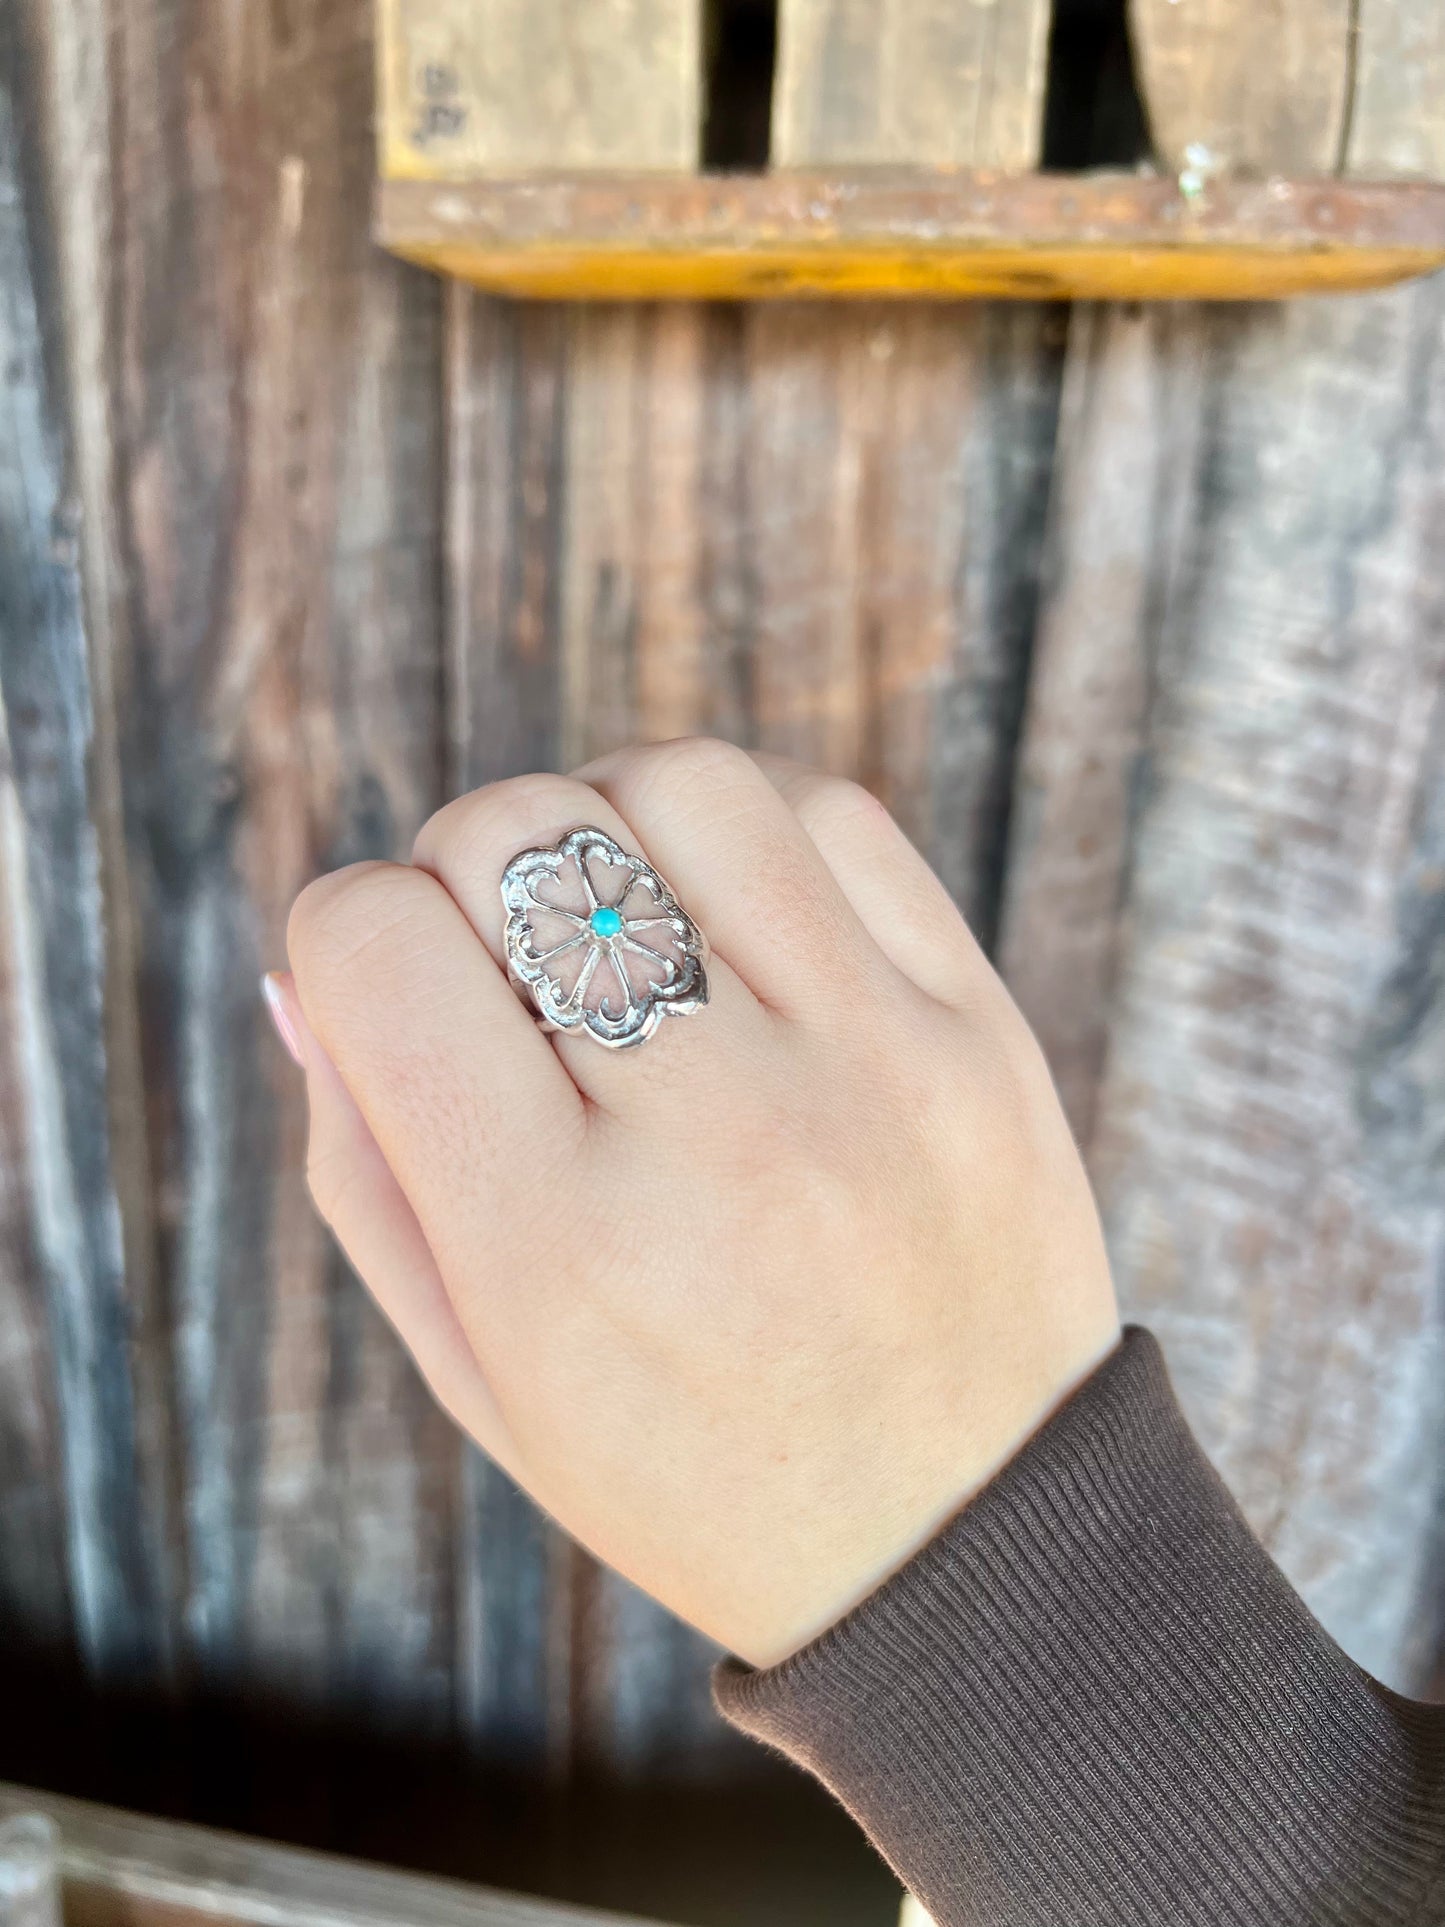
[286,859,582,1276]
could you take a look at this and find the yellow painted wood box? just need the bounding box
[373,0,1445,301]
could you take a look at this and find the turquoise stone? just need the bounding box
[589,906,624,939]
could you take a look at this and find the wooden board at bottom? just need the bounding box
[0,1785,676,1927]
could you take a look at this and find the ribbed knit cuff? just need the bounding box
[715,1328,1445,1927]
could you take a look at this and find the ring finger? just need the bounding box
[411,772,774,1112]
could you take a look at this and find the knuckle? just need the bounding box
[658,734,754,786]
[797,772,890,842]
[624,735,758,817]
[288,861,442,984]
[413,772,598,870]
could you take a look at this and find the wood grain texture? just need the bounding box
[558,304,722,765]
[377,0,702,180]
[445,290,569,791]
[18,0,460,1823]
[9,0,1445,1917]
[1128,0,1353,173]
[1347,0,1445,180]
[738,302,1064,940]
[0,23,74,1664]
[772,0,1049,169]
[0,770,73,1664]
[999,303,1205,1142]
[1000,282,1445,1693]
[376,172,1445,303]
[106,0,456,1739]
[0,3,172,1694]
[0,75,84,1678]
[500,298,1065,931]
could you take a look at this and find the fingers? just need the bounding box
[262,971,519,1470]
[286,858,580,1283]
[410,769,772,1109]
[573,738,901,1018]
[414,773,636,965]
[746,751,987,1008]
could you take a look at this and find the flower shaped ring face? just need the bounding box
[501,827,709,1050]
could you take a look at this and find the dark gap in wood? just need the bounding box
[1042,0,1152,170]
[971,307,1074,961]
[697,305,758,746]
[440,279,469,803]
[702,0,777,170]
[1334,0,1362,173]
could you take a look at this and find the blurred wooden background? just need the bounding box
[1,0,1443,1923]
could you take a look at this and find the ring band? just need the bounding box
[501,826,709,1050]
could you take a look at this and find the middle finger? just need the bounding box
[412,772,774,1112]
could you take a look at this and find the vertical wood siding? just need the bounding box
[1,0,1443,1921]
[1011,0,1445,1708]
[1001,288,1445,1691]
[0,1,173,1700]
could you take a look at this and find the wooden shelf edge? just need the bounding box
[0,1784,672,1927]
[375,170,1445,300]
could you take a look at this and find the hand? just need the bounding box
[274,739,1120,1667]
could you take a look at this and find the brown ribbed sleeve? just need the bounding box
[714,1329,1445,1926]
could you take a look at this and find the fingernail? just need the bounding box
[261,971,305,1067]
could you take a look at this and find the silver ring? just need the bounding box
[501,826,709,1050]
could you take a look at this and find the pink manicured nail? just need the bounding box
[261,971,305,1067]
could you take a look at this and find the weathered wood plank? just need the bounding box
[376,0,702,181]
[1000,281,1445,1694]
[772,0,1050,169]
[445,289,569,790]
[1347,0,1445,181]
[558,305,719,765]
[742,302,1064,941]
[516,296,1062,931]
[377,172,1445,303]
[1009,0,1445,1700]
[1128,0,1352,173]
[0,3,171,1695]
[1092,281,1445,1693]
[0,785,73,1666]
[0,150,75,1679]
[27,0,458,1819]
[999,303,1206,1142]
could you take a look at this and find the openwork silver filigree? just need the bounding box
[501,826,708,1050]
